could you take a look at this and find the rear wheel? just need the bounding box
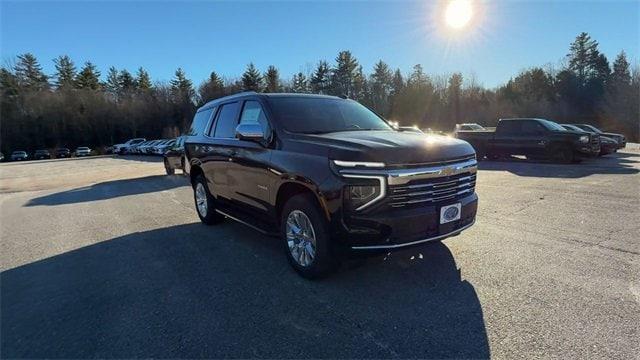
[553,145,574,164]
[164,159,175,175]
[193,175,224,225]
[281,194,337,279]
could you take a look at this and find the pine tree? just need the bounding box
[170,68,195,104]
[264,65,281,92]
[118,69,137,94]
[352,65,368,103]
[391,69,405,97]
[136,67,152,92]
[408,64,428,87]
[75,62,101,90]
[198,71,226,104]
[330,51,359,97]
[448,73,463,123]
[370,60,393,115]
[53,55,76,90]
[611,51,631,85]
[241,63,263,91]
[0,67,20,97]
[292,72,308,93]
[14,53,49,91]
[310,60,330,94]
[105,67,120,96]
[567,32,599,83]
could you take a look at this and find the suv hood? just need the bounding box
[290,130,475,165]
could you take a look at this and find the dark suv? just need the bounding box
[185,93,478,278]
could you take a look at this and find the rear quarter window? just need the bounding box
[187,107,215,136]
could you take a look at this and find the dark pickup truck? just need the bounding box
[455,118,594,163]
[185,92,478,278]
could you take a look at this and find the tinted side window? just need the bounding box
[187,108,214,136]
[498,121,520,134]
[213,102,240,138]
[521,121,544,134]
[239,100,270,133]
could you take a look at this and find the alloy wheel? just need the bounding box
[286,210,317,267]
[195,182,208,217]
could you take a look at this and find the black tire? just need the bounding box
[193,175,225,225]
[164,159,175,175]
[553,145,574,164]
[280,193,337,279]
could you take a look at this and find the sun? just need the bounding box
[445,0,473,29]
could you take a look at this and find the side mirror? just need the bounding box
[235,123,266,142]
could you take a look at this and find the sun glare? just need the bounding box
[445,0,473,29]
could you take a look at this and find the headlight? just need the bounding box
[345,183,381,211]
[579,135,589,143]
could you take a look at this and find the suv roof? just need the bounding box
[199,92,341,111]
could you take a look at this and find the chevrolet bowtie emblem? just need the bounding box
[441,166,455,176]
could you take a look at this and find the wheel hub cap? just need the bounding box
[195,183,208,216]
[286,210,316,267]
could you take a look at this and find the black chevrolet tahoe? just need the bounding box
[185,92,478,278]
[456,118,593,163]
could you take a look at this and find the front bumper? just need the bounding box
[332,157,478,251]
[576,144,601,157]
[344,193,478,250]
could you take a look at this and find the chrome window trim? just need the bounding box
[351,220,475,250]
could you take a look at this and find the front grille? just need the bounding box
[387,172,476,208]
[591,135,600,146]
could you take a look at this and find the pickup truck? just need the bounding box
[455,118,593,163]
[185,92,478,278]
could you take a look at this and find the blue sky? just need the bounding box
[1,1,638,88]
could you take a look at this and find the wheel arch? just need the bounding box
[189,164,204,186]
[275,181,329,222]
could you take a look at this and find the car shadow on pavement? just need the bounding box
[25,175,188,206]
[1,222,489,359]
[478,151,639,178]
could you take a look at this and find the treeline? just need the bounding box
[1,32,638,154]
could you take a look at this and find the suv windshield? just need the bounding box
[267,97,392,134]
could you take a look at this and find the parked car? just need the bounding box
[455,118,592,163]
[455,123,486,132]
[113,138,146,154]
[11,151,28,161]
[147,139,166,155]
[163,137,186,175]
[560,124,601,157]
[55,148,71,158]
[597,136,619,155]
[34,149,51,160]
[128,140,147,154]
[185,93,478,278]
[154,139,176,155]
[571,124,626,149]
[138,140,160,155]
[75,147,92,157]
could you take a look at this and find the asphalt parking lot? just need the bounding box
[1,151,639,359]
